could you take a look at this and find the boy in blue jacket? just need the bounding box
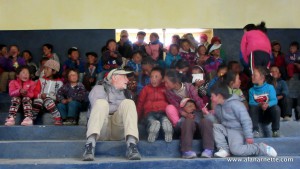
[249,66,281,138]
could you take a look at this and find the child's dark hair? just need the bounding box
[227,61,239,70]
[210,82,231,99]
[192,65,204,73]
[141,56,156,66]
[43,44,53,51]
[0,44,7,51]
[185,99,197,109]
[172,35,181,44]
[180,39,190,46]
[165,69,182,84]
[106,39,117,48]
[40,57,49,64]
[123,66,135,78]
[68,47,78,55]
[289,41,299,50]
[169,44,179,52]
[217,64,228,74]
[22,50,33,62]
[220,70,238,87]
[137,31,146,36]
[16,65,30,75]
[86,52,98,58]
[150,32,159,39]
[9,45,19,51]
[132,50,146,58]
[255,66,269,77]
[151,66,165,78]
[175,59,189,69]
[65,68,79,80]
[243,23,255,31]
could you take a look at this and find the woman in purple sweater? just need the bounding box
[164,69,214,159]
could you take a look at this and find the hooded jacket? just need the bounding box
[215,94,253,139]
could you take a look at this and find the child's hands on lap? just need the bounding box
[41,93,47,100]
[20,89,27,96]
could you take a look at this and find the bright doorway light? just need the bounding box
[116,28,213,47]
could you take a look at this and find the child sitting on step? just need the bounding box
[5,65,36,126]
[32,60,63,125]
[208,82,277,158]
[57,68,88,125]
[137,67,173,142]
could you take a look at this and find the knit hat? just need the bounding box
[180,98,194,108]
[211,36,221,44]
[120,30,129,37]
[200,34,208,41]
[44,59,60,72]
[106,68,132,81]
[208,44,222,54]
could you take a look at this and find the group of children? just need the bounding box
[2,30,298,159]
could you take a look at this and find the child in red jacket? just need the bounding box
[137,67,173,143]
[5,65,36,126]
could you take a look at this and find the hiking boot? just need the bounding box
[201,149,213,158]
[5,117,15,126]
[258,143,277,157]
[21,117,33,126]
[162,118,173,142]
[126,143,141,160]
[82,142,95,161]
[54,117,62,125]
[182,151,197,159]
[214,148,230,158]
[147,120,160,142]
[272,131,280,137]
[253,130,260,138]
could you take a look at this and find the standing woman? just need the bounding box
[241,22,271,73]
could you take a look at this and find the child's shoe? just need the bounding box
[272,130,280,137]
[21,117,33,126]
[258,143,277,157]
[162,118,173,142]
[182,151,197,159]
[214,148,230,158]
[5,117,15,126]
[201,149,213,158]
[147,120,160,142]
[253,130,260,138]
[54,117,62,126]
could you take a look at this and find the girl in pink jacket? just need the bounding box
[5,65,36,126]
[241,22,271,73]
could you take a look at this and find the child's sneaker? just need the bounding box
[214,148,230,158]
[147,120,160,142]
[5,117,15,126]
[182,151,197,159]
[272,131,280,137]
[54,117,62,126]
[201,149,213,158]
[162,118,173,142]
[82,142,95,161]
[21,117,33,126]
[258,143,277,157]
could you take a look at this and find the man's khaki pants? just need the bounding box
[86,99,139,141]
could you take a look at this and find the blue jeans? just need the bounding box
[57,101,82,119]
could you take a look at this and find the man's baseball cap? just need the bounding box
[106,68,133,80]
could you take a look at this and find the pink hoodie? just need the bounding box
[241,30,271,64]
[9,78,36,98]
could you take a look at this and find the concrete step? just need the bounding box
[0,137,300,159]
[0,126,87,140]
[0,156,299,169]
